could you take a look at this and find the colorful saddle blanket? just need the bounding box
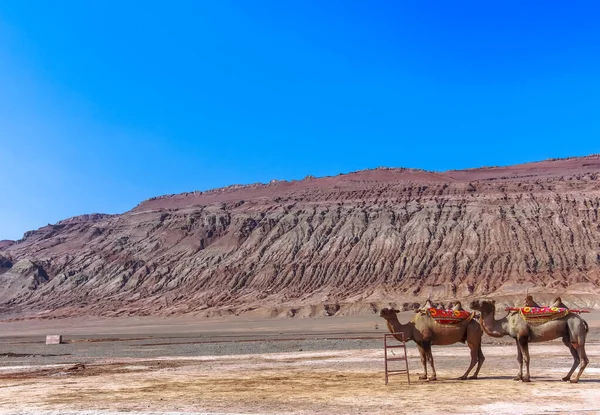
[427,308,474,327]
[518,307,569,325]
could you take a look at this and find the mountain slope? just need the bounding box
[2,156,600,318]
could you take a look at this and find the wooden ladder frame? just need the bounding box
[384,333,410,385]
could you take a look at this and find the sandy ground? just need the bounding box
[1,312,599,415]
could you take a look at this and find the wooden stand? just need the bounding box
[384,333,410,385]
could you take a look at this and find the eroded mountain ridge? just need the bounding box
[2,156,600,319]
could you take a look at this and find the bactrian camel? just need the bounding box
[470,299,589,383]
[379,307,485,381]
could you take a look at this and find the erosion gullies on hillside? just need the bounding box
[2,156,600,319]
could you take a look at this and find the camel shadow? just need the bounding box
[498,377,600,383]
[569,379,600,383]
[470,375,514,380]
[411,375,600,383]
[411,379,465,384]
[411,378,505,384]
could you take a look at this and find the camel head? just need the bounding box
[379,307,413,341]
[469,299,496,315]
[379,307,400,321]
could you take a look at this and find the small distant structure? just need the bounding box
[46,335,62,345]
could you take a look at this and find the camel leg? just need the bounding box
[514,339,523,381]
[571,339,589,383]
[519,337,531,382]
[561,336,580,382]
[459,341,478,380]
[416,345,428,380]
[423,342,437,381]
[469,345,485,380]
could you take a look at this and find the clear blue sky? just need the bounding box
[1,1,599,240]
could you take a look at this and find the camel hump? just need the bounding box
[415,299,435,315]
[524,295,541,308]
[452,301,464,311]
[551,296,568,309]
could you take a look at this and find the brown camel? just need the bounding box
[379,307,485,381]
[470,299,589,383]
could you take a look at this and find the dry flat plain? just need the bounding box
[1,311,599,415]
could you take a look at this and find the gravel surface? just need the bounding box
[1,313,599,415]
[0,336,386,367]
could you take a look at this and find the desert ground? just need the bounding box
[1,311,599,415]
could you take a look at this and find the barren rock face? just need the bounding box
[0,240,14,250]
[2,156,600,318]
[0,258,48,304]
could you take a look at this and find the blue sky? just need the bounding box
[1,1,599,240]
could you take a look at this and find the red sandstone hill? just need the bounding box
[2,155,600,319]
[0,241,14,250]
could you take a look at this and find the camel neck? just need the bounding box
[387,318,411,341]
[480,309,509,337]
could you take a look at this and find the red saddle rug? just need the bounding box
[518,306,569,325]
[427,308,474,327]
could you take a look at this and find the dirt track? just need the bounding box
[1,313,599,415]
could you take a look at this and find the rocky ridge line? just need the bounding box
[2,156,600,319]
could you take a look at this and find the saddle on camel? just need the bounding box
[508,296,588,326]
[419,300,476,327]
